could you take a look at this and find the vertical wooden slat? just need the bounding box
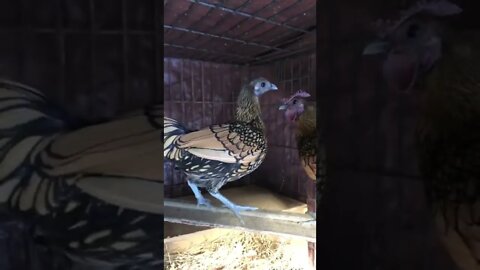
[56,0,65,102]
[155,0,161,103]
[180,58,185,122]
[201,61,206,127]
[121,0,129,109]
[89,0,96,112]
[19,0,29,82]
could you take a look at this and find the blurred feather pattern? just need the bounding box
[364,1,480,269]
[0,80,164,269]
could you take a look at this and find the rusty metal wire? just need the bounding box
[164,43,257,61]
[164,0,316,65]
[188,0,309,33]
[163,25,290,52]
[185,0,272,54]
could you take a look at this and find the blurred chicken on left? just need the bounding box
[0,80,164,270]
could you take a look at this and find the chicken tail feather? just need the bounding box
[163,117,189,161]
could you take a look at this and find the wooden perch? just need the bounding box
[164,198,316,242]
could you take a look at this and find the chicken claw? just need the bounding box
[187,180,212,208]
[208,191,257,224]
[196,197,212,208]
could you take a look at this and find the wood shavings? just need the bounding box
[165,230,309,270]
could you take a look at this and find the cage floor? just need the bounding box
[173,184,307,212]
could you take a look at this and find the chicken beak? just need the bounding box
[363,40,390,55]
[270,84,278,91]
[278,104,287,110]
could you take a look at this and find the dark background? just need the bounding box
[317,0,479,269]
[0,0,162,121]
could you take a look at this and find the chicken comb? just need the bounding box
[373,0,462,38]
[282,90,311,104]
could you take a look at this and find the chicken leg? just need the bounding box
[187,180,212,208]
[207,190,257,223]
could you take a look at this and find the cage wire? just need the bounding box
[164,0,316,65]
[0,0,162,119]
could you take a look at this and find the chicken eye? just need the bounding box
[407,23,420,38]
[261,82,266,87]
[292,99,297,104]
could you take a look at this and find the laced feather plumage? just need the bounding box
[163,77,278,222]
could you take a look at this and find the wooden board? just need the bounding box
[164,185,315,241]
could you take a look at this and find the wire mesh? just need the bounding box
[164,0,316,65]
[0,0,161,121]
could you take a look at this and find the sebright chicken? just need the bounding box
[279,90,324,207]
[164,77,278,221]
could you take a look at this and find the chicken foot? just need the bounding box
[207,190,257,224]
[187,180,212,208]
